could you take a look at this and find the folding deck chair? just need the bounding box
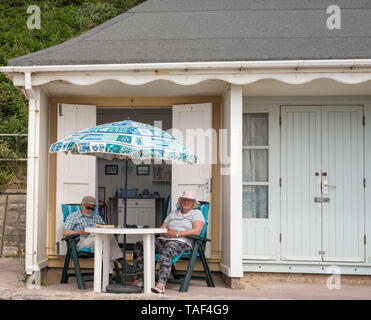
[60,203,121,290]
[155,201,215,292]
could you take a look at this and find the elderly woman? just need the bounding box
[129,190,205,294]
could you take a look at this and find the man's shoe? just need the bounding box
[125,264,142,276]
[118,260,142,275]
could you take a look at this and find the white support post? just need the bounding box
[25,97,36,274]
[25,84,41,275]
[229,85,243,278]
[365,103,371,263]
[221,85,243,279]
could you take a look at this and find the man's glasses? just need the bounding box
[85,206,96,211]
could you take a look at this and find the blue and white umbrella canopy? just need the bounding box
[49,119,197,164]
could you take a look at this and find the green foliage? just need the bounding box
[76,2,119,29]
[0,0,146,186]
[0,140,26,187]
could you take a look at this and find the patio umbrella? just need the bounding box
[49,119,197,292]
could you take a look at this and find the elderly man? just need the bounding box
[129,190,205,294]
[63,195,123,274]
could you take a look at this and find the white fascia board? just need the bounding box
[2,59,371,73]
[3,59,371,89]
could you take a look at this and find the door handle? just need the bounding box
[322,172,336,196]
[205,178,211,192]
[323,178,336,192]
[197,178,212,192]
[323,178,329,195]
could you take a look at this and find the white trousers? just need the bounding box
[78,234,123,273]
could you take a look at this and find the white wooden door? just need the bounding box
[281,106,322,261]
[281,105,365,262]
[171,103,212,208]
[321,106,365,262]
[56,104,96,255]
[172,103,212,256]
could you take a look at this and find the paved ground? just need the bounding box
[1,258,371,300]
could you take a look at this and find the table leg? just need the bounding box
[102,234,110,292]
[150,234,155,288]
[94,234,103,293]
[143,234,154,294]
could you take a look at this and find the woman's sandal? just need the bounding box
[151,286,165,294]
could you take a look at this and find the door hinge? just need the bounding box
[363,116,366,126]
[364,235,366,245]
[279,233,282,243]
[207,177,212,193]
[279,116,282,127]
[318,250,326,255]
[364,179,366,188]
[279,177,282,187]
[58,104,63,116]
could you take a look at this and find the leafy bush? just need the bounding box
[0,0,145,186]
[76,2,119,29]
[0,141,26,187]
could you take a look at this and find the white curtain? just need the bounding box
[243,113,268,219]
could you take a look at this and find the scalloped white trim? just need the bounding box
[4,59,371,87]
[24,72,371,87]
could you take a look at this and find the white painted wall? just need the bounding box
[221,85,244,278]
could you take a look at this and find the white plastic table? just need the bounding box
[84,227,167,294]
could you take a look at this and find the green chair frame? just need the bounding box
[156,201,215,292]
[60,234,94,290]
[60,204,121,290]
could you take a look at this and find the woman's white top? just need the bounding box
[158,209,205,247]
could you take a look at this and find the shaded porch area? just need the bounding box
[40,78,228,280]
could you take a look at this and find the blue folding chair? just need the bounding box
[163,195,171,222]
[60,203,120,289]
[155,201,215,292]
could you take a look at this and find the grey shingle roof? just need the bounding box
[7,0,371,66]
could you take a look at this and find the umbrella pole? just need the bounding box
[121,158,128,285]
[106,158,141,293]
